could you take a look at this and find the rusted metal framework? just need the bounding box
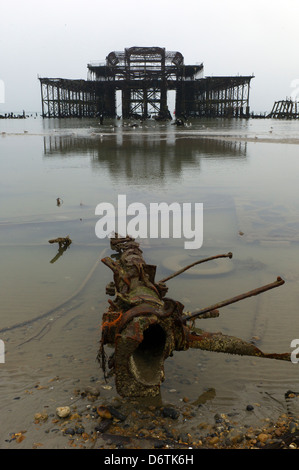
[39,47,253,119]
[39,78,98,118]
[268,100,299,119]
[191,76,252,117]
[87,47,195,118]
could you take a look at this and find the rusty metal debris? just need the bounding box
[48,236,72,264]
[268,99,299,119]
[48,236,72,249]
[98,234,290,398]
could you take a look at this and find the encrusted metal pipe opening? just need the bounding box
[129,324,167,386]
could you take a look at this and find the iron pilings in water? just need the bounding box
[39,47,253,119]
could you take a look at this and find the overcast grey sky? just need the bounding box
[1,0,299,114]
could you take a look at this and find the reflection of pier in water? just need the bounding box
[43,129,247,183]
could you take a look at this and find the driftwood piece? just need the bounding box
[98,235,290,398]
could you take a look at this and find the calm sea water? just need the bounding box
[1,115,299,445]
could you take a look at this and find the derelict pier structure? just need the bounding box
[39,46,253,119]
[268,99,299,119]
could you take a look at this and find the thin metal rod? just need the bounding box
[183,277,285,322]
[159,252,233,283]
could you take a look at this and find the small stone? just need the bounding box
[209,436,219,445]
[285,390,296,398]
[56,406,71,418]
[107,406,127,422]
[70,413,81,420]
[138,428,150,438]
[64,427,75,436]
[97,406,112,420]
[258,433,270,443]
[75,427,85,434]
[214,413,222,421]
[162,407,180,419]
[231,433,244,444]
[215,425,225,433]
[95,419,111,433]
[289,421,299,433]
[227,429,244,444]
[246,405,254,411]
[34,412,48,422]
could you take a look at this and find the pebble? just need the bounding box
[289,421,299,433]
[34,412,48,422]
[95,419,112,433]
[75,427,85,435]
[226,429,244,444]
[107,406,127,422]
[64,427,75,436]
[162,407,180,420]
[97,406,112,420]
[56,406,71,418]
[258,433,270,443]
[27,384,299,450]
[209,436,219,445]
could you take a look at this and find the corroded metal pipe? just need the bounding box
[98,235,289,398]
[187,330,291,362]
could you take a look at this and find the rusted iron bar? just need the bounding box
[183,277,285,322]
[159,252,233,283]
[187,330,291,362]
